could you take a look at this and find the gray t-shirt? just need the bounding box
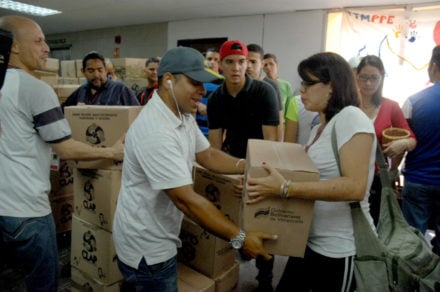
[0,69,71,217]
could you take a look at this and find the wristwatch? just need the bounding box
[230,230,246,250]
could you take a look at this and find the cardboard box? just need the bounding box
[53,84,80,103]
[44,57,60,72]
[71,267,122,291]
[214,262,239,292]
[71,216,122,285]
[178,263,215,292]
[178,217,235,278]
[192,165,241,225]
[75,60,83,77]
[50,194,74,233]
[40,75,59,86]
[243,139,319,257]
[73,168,121,231]
[60,60,77,78]
[34,70,58,79]
[123,77,149,92]
[64,106,142,169]
[50,159,75,197]
[111,58,146,80]
[59,77,80,85]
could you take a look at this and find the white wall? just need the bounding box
[168,11,326,92]
[48,22,168,60]
[48,10,327,89]
[263,11,326,92]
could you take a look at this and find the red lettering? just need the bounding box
[387,15,395,24]
[371,14,395,25]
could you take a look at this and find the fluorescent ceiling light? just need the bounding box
[0,0,61,16]
[413,5,440,11]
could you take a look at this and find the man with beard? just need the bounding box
[62,51,139,109]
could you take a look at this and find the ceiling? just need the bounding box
[0,0,436,35]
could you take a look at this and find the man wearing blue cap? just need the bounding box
[112,46,277,291]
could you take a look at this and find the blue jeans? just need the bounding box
[402,180,440,255]
[117,256,177,292]
[0,214,58,292]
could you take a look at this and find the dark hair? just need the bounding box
[431,45,440,66]
[247,44,264,59]
[356,55,385,107]
[82,51,105,70]
[157,73,183,90]
[298,52,360,122]
[263,53,278,63]
[146,57,160,67]
[206,47,219,53]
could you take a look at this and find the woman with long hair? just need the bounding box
[246,52,377,292]
[356,55,416,225]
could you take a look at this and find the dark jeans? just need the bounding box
[0,214,59,292]
[276,247,356,292]
[117,256,177,292]
[256,255,274,287]
[402,180,440,255]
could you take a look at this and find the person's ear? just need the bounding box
[10,40,19,54]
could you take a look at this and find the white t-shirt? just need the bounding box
[306,106,376,258]
[295,95,319,145]
[112,91,210,268]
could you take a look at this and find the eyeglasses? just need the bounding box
[358,74,381,83]
[301,80,322,87]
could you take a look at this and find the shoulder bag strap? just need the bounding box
[331,123,385,257]
[375,142,412,234]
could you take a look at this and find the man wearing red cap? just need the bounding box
[207,40,280,291]
[208,40,279,158]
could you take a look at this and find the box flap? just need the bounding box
[247,139,318,174]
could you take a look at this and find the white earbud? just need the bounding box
[167,79,183,124]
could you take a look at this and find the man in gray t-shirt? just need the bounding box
[0,15,123,291]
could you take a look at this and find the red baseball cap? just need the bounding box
[219,40,248,60]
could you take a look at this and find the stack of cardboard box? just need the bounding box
[110,58,148,92]
[55,59,83,103]
[64,105,218,290]
[49,159,76,235]
[41,57,76,235]
[34,58,81,104]
[64,105,142,290]
[178,139,319,291]
[34,57,60,86]
[177,166,242,291]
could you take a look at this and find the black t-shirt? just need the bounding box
[207,75,279,158]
